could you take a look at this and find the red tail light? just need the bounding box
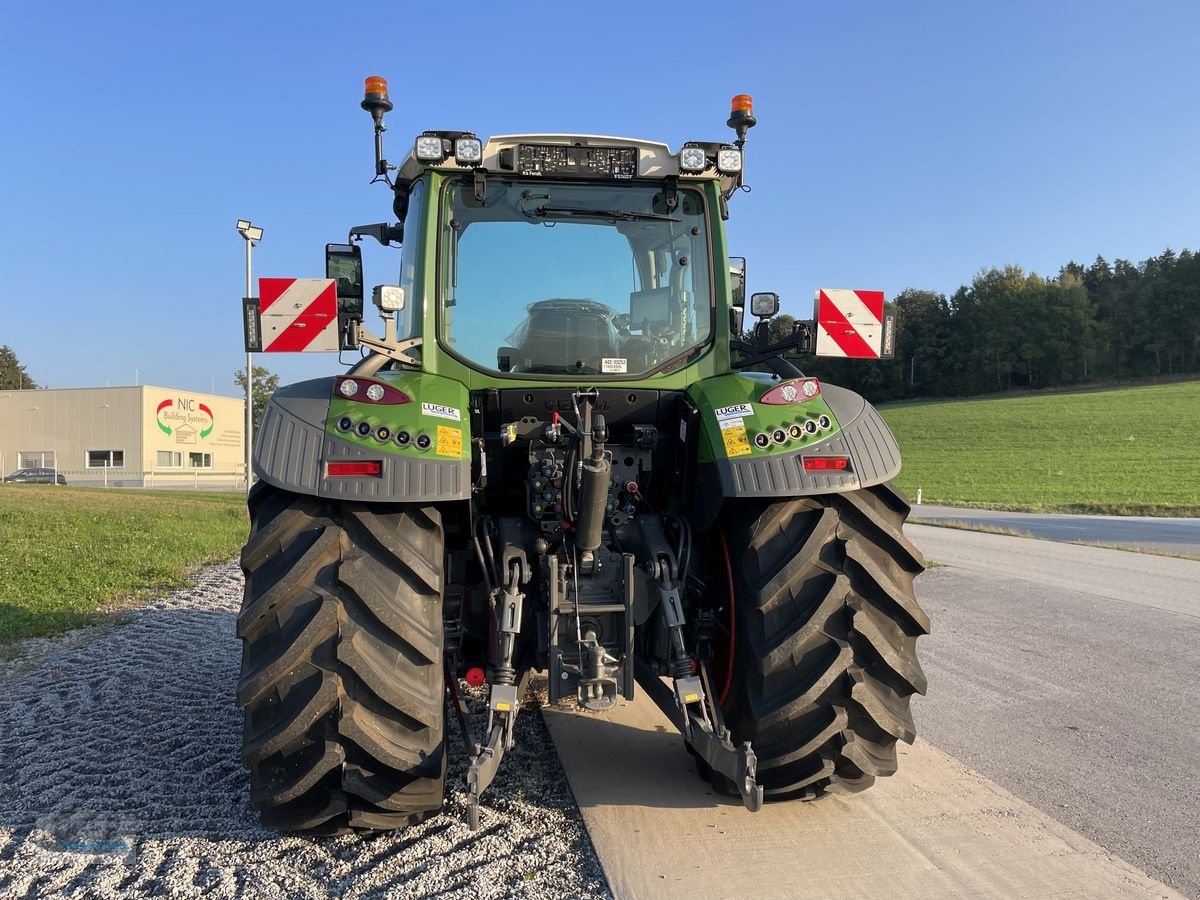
[802,456,849,471]
[327,461,383,477]
[334,377,411,405]
[759,378,821,405]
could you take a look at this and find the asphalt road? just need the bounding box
[911,504,1200,555]
[910,524,1200,896]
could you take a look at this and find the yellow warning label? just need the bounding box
[721,424,751,457]
[436,425,462,458]
[494,702,512,711]
[683,692,700,704]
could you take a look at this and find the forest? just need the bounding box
[789,248,1200,401]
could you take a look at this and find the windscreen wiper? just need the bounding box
[531,205,680,223]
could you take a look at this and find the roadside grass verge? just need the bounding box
[0,486,247,643]
[881,381,1200,516]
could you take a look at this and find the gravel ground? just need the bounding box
[0,562,611,900]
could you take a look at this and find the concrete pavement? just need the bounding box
[543,527,1200,898]
[545,701,1180,899]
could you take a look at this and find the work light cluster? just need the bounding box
[415,133,483,166]
[677,143,743,175]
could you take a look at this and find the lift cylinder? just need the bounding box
[576,413,610,553]
[576,454,610,552]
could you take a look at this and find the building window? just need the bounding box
[87,449,124,468]
[188,452,212,469]
[19,451,56,469]
[156,450,183,468]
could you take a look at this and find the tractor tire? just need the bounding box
[237,482,447,832]
[719,483,928,800]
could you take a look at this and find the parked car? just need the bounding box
[3,467,67,484]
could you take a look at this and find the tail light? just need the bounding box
[327,461,383,477]
[802,456,849,472]
[334,377,411,405]
[759,378,820,405]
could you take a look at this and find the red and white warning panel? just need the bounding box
[256,278,340,352]
[814,289,894,359]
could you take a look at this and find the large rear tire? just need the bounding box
[237,483,447,831]
[720,483,928,800]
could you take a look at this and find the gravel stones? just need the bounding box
[0,562,611,899]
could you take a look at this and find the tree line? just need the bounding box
[789,248,1200,401]
[0,346,39,390]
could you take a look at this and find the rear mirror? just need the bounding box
[750,291,779,318]
[497,346,518,372]
[730,257,746,308]
[326,243,364,324]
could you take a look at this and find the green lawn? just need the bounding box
[0,486,248,643]
[880,381,1200,515]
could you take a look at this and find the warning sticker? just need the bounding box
[721,424,751,457]
[714,403,753,420]
[422,402,461,421]
[436,425,462,458]
[718,416,744,430]
[601,358,628,374]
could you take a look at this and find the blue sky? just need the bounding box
[2,1,1197,395]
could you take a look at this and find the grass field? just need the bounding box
[0,486,247,643]
[881,380,1200,515]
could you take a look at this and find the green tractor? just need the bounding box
[237,77,928,832]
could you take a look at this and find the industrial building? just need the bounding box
[0,386,246,489]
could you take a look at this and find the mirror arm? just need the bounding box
[348,223,404,247]
[357,323,423,368]
[730,320,815,371]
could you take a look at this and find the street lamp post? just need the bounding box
[236,219,264,495]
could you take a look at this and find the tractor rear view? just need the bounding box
[236,78,927,832]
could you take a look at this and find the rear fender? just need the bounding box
[254,372,472,501]
[685,373,902,527]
